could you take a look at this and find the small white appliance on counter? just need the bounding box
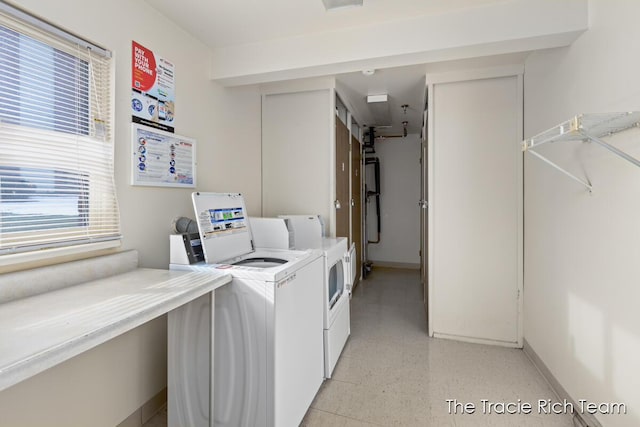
[276,215,354,378]
[170,193,324,427]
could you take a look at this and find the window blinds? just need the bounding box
[0,4,120,255]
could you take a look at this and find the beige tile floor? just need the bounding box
[145,267,575,427]
[141,406,167,427]
[301,267,575,427]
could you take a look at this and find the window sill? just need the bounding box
[0,240,121,270]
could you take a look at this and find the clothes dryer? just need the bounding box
[317,237,351,378]
[277,215,352,378]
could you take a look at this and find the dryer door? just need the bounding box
[327,258,345,309]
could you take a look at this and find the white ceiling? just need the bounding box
[143,0,549,139]
[145,0,506,49]
[335,52,530,138]
[337,64,427,137]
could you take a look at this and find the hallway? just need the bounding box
[302,268,574,426]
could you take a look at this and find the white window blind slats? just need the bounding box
[0,25,111,141]
[0,125,121,254]
[0,7,119,256]
[1,127,115,167]
[0,6,109,60]
[0,59,91,93]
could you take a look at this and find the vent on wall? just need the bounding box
[322,0,363,11]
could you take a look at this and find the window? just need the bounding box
[0,3,119,256]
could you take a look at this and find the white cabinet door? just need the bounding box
[429,75,523,346]
[261,90,332,231]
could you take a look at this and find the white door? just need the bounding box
[429,75,523,346]
[420,108,429,321]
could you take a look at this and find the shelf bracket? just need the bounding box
[526,148,593,193]
[523,112,640,193]
[580,131,640,169]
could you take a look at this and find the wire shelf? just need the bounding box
[522,112,640,192]
[524,112,640,150]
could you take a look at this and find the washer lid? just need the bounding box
[191,192,254,263]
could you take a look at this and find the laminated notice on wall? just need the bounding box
[131,41,175,133]
[131,124,195,188]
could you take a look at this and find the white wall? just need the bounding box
[0,0,261,425]
[524,1,640,426]
[366,135,421,266]
[0,320,166,427]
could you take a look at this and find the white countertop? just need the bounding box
[0,268,231,392]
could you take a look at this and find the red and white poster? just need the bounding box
[131,41,175,133]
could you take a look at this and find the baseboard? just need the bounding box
[523,339,602,427]
[117,388,167,427]
[368,260,420,270]
[434,332,520,348]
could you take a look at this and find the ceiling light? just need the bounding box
[322,0,363,11]
[362,69,375,76]
[367,94,388,103]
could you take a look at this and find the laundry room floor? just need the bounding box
[142,267,574,427]
[301,267,575,427]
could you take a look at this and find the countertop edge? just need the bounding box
[0,270,231,393]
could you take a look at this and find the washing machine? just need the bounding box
[170,193,324,427]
